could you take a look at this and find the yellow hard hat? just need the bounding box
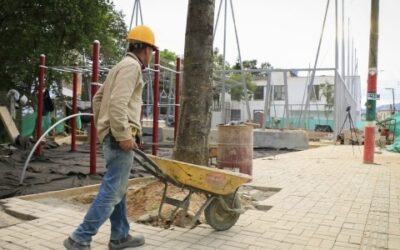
[127,25,156,49]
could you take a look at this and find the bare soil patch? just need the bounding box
[72,180,270,229]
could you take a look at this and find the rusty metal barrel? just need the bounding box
[217,124,253,175]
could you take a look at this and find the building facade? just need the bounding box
[212,70,361,132]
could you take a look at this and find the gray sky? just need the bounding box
[112,0,400,106]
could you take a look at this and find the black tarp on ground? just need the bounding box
[0,138,293,199]
[0,142,151,199]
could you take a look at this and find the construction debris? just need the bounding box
[0,106,20,142]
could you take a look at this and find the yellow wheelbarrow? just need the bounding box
[134,149,252,231]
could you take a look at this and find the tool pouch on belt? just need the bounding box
[132,127,143,150]
[135,134,143,150]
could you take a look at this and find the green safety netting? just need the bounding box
[265,117,334,131]
[20,112,36,137]
[386,113,400,153]
[20,112,81,137]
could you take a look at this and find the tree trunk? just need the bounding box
[172,0,215,165]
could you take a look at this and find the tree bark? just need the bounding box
[172,0,215,165]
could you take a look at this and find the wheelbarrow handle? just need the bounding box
[133,149,181,186]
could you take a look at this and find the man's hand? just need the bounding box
[119,138,138,151]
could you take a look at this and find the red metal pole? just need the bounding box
[152,50,160,155]
[174,57,181,142]
[90,41,100,174]
[35,54,45,156]
[363,0,379,164]
[71,63,78,152]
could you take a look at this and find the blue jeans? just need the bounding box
[71,134,134,245]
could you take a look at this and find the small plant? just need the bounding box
[320,81,334,121]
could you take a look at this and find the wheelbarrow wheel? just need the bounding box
[204,194,241,231]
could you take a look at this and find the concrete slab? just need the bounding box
[253,129,309,150]
[0,145,399,250]
[163,127,309,150]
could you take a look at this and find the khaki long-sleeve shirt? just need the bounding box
[93,53,144,142]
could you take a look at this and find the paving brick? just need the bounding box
[207,239,227,248]
[222,241,250,249]
[161,239,192,250]
[39,240,65,250]
[213,229,237,238]
[276,242,293,250]
[146,234,170,243]
[91,245,111,250]
[188,226,214,236]
[241,229,263,237]
[306,237,322,247]
[92,235,109,244]
[219,244,244,250]
[348,235,362,245]
[248,246,270,250]
[1,244,26,250]
[29,244,52,250]
[245,222,269,234]
[321,219,344,228]
[197,235,217,246]
[300,229,314,238]
[162,229,185,239]
[289,245,305,250]
[178,236,200,244]
[0,229,13,237]
[209,233,236,242]
[290,227,305,236]
[339,228,363,238]
[262,231,276,240]
[332,242,359,249]
[282,235,309,246]
[187,244,216,250]
[272,232,288,242]
[0,235,21,244]
[320,239,334,248]
[180,232,205,241]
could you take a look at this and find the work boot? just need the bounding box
[63,237,90,250]
[108,234,145,250]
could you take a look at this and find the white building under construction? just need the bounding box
[212,69,362,133]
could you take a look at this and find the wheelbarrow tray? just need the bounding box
[147,155,252,196]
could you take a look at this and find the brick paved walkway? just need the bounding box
[0,145,399,249]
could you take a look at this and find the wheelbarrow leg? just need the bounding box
[188,195,216,228]
[158,182,193,226]
[178,191,193,227]
[158,182,169,220]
